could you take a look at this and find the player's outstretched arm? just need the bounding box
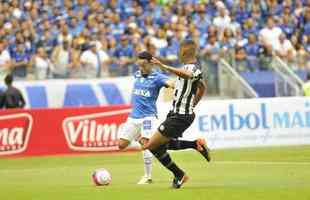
[151,57,193,80]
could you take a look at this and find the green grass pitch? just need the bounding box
[1,146,310,200]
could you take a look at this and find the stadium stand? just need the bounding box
[0,0,309,84]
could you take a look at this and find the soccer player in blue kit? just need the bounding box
[118,51,210,185]
[118,51,174,184]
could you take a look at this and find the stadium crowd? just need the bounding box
[0,0,309,80]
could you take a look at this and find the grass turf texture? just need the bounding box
[1,146,310,200]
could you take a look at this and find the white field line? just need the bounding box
[213,161,310,165]
[0,166,84,173]
[0,161,309,174]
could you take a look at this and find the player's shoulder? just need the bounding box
[183,62,202,72]
[152,70,168,79]
[151,70,163,76]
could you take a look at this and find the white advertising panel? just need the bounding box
[158,97,310,149]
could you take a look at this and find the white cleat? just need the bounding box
[137,175,153,185]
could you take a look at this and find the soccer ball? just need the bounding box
[92,168,112,186]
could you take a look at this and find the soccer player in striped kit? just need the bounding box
[118,51,210,185]
[143,39,211,189]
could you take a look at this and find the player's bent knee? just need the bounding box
[118,139,130,150]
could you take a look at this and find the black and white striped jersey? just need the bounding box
[171,63,203,115]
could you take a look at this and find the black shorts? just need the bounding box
[158,111,195,138]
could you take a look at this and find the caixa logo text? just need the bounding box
[62,109,130,151]
[0,113,33,156]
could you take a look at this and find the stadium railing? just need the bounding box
[218,59,259,98]
[271,56,305,97]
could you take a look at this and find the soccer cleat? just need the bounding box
[172,174,189,189]
[137,175,153,185]
[196,138,211,162]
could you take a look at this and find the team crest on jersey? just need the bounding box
[159,125,165,132]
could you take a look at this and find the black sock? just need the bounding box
[166,139,197,150]
[150,145,184,178]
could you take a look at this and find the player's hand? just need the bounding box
[150,57,162,66]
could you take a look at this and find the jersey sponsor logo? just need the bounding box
[0,113,33,156]
[133,89,151,97]
[62,109,130,151]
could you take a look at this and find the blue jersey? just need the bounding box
[130,70,168,118]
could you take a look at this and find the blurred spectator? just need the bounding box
[266,0,283,16]
[58,25,73,45]
[69,38,83,78]
[194,3,212,34]
[219,28,235,60]
[202,35,221,63]
[274,33,296,64]
[2,74,25,109]
[76,28,90,51]
[0,89,4,109]
[303,35,310,52]
[150,29,168,49]
[80,42,102,78]
[213,6,231,32]
[0,40,11,80]
[242,18,258,39]
[234,45,248,72]
[160,36,179,64]
[279,14,296,38]
[294,0,304,18]
[37,30,57,57]
[234,0,251,24]
[11,43,31,79]
[259,45,273,71]
[31,47,52,80]
[229,12,241,35]
[107,37,118,76]
[251,4,264,28]
[51,40,71,78]
[244,34,261,71]
[235,27,247,46]
[259,16,282,50]
[303,73,310,96]
[114,35,135,75]
[302,7,310,37]
[295,43,310,70]
[97,37,110,77]
[202,35,221,93]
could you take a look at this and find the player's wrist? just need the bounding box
[159,64,169,71]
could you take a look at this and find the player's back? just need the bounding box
[171,63,202,115]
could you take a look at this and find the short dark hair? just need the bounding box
[4,74,13,85]
[138,51,153,61]
[179,39,197,61]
